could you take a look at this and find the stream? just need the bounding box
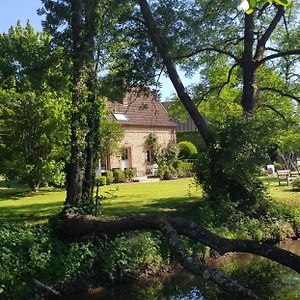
[67,240,300,300]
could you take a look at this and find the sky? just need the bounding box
[0,0,196,100]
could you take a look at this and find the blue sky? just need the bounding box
[0,0,196,100]
[0,0,43,32]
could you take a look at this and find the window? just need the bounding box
[122,148,129,160]
[146,150,152,163]
[113,113,128,121]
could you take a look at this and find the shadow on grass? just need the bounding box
[102,195,201,221]
[0,201,63,222]
[0,186,65,201]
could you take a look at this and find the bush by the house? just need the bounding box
[174,160,194,178]
[95,176,107,186]
[112,168,125,183]
[104,171,114,185]
[124,168,136,182]
[157,165,177,180]
[274,162,283,171]
[178,141,198,160]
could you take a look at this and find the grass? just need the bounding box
[0,176,298,223]
[0,178,200,222]
[266,177,300,207]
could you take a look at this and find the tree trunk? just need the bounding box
[241,13,256,113]
[65,0,85,205]
[81,0,99,203]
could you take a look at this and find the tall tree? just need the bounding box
[0,23,68,191]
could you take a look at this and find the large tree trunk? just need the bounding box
[241,13,256,113]
[81,0,99,203]
[65,0,86,205]
[58,213,300,299]
[66,0,99,206]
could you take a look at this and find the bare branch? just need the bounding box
[174,47,240,63]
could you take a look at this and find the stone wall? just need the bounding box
[109,125,176,176]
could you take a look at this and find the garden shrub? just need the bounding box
[99,231,170,280]
[112,169,125,183]
[95,175,107,186]
[195,115,273,216]
[174,160,194,177]
[124,168,136,182]
[178,141,198,160]
[104,170,114,185]
[273,162,283,171]
[157,165,177,180]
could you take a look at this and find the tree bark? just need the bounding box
[241,13,256,113]
[81,0,99,203]
[65,0,86,205]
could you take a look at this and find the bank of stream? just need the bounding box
[64,240,300,300]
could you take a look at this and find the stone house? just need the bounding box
[99,89,176,177]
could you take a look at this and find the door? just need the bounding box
[121,148,130,171]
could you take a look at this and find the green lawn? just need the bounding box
[0,178,201,222]
[266,177,300,207]
[0,177,298,223]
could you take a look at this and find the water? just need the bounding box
[69,240,300,300]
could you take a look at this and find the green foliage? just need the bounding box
[195,115,272,214]
[104,171,114,185]
[146,133,178,166]
[99,232,169,280]
[177,132,206,152]
[0,90,69,191]
[274,162,283,171]
[174,160,194,178]
[124,168,137,182]
[178,141,198,160]
[95,176,107,186]
[113,169,126,183]
[0,23,69,191]
[98,119,124,159]
[0,222,96,300]
[157,165,177,180]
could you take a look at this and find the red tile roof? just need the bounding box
[107,89,176,128]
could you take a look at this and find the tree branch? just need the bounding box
[60,213,264,299]
[174,47,240,63]
[257,49,300,66]
[257,104,287,122]
[137,0,214,147]
[59,214,300,274]
[254,5,285,61]
[260,87,300,104]
[217,63,239,98]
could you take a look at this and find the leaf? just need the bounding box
[274,0,292,6]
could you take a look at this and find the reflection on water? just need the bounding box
[68,240,300,300]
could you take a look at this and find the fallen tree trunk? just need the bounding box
[58,213,300,299]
